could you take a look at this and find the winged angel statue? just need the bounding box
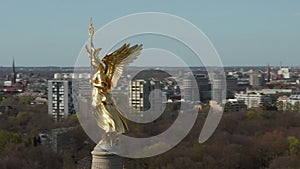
[85,18,142,146]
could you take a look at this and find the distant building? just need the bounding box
[195,74,211,101]
[224,99,247,112]
[248,70,265,87]
[225,75,238,98]
[3,81,12,87]
[289,92,300,105]
[48,80,75,121]
[129,79,146,111]
[247,89,292,95]
[226,75,238,92]
[278,67,291,79]
[277,95,290,111]
[183,72,214,102]
[129,79,164,112]
[71,73,91,113]
[277,92,300,111]
[266,65,271,82]
[183,73,198,102]
[11,58,16,85]
[235,92,271,109]
[211,79,223,102]
[162,77,181,101]
[3,58,17,87]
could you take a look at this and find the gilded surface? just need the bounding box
[85,18,142,135]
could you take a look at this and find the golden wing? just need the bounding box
[102,43,143,89]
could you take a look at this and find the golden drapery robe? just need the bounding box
[91,70,128,134]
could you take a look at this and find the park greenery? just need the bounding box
[1,95,300,168]
[0,95,94,169]
[125,104,300,169]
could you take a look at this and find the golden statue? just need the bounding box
[85,18,142,145]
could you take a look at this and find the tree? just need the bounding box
[0,130,22,150]
[276,101,284,111]
[246,110,262,120]
[288,136,300,156]
[293,101,300,112]
[286,102,293,111]
[18,96,35,105]
[0,144,63,169]
[268,156,300,169]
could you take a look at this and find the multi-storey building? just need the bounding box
[129,79,164,112]
[278,67,291,79]
[226,75,238,92]
[183,73,197,102]
[183,73,210,102]
[224,99,247,112]
[235,91,271,109]
[48,80,75,121]
[129,79,147,112]
[211,79,223,103]
[289,92,300,105]
[248,70,265,87]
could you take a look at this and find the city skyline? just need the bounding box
[2,1,300,168]
[1,1,300,67]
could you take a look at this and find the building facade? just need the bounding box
[235,92,271,109]
[48,80,75,121]
[248,70,265,87]
[224,99,247,112]
[183,73,197,102]
[129,79,164,112]
[278,67,291,79]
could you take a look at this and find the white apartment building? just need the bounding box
[48,80,75,121]
[278,68,291,79]
[235,92,271,109]
[289,92,300,105]
[129,79,147,112]
[129,79,164,112]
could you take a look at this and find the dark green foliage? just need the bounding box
[0,144,63,169]
[125,108,300,169]
[288,136,300,156]
[0,95,93,169]
[0,130,22,150]
[2,95,300,168]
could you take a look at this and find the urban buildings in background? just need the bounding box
[1,58,300,121]
[1,58,25,93]
[129,79,149,112]
[48,72,90,121]
[129,78,165,113]
[47,79,74,121]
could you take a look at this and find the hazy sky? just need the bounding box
[0,0,300,67]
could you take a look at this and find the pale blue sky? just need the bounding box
[0,0,300,67]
